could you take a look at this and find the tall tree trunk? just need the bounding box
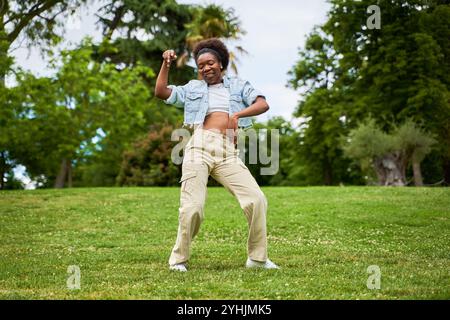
[1,18,12,190]
[443,157,450,186]
[0,77,5,189]
[0,151,5,189]
[373,154,405,186]
[412,160,423,186]
[323,160,333,185]
[54,158,68,188]
[67,160,72,188]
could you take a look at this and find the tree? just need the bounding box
[93,1,247,81]
[288,30,357,185]
[117,123,181,186]
[394,120,437,186]
[343,119,436,186]
[0,0,87,78]
[289,0,449,185]
[8,39,160,188]
[323,0,450,183]
[92,0,195,85]
[181,3,247,74]
[0,0,86,188]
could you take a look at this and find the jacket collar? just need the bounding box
[222,73,231,88]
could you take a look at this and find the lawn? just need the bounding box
[0,186,449,299]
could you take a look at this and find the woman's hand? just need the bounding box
[162,49,177,68]
[155,50,177,99]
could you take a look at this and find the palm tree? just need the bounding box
[177,4,248,75]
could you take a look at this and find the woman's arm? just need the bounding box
[228,97,269,132]
[154,50,177,100]
[234,97,269,118]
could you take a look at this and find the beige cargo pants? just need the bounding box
[168,127,268,266]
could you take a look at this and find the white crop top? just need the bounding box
[207,82,230,115]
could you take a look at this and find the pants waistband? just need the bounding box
[194,128,235,139]
[192,128,237,148]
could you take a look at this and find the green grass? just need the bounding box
[0,186,449,299]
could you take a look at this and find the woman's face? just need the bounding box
[196,52,222,84]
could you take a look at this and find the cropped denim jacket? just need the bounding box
[164,74,265,129]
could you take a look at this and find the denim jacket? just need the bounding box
[164,74,265,129]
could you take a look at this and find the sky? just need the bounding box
[10,0,331,188]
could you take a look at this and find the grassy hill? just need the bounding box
[0,186,449,299]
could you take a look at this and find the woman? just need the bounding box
[155,38,278,271]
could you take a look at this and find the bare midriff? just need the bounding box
[201,111,233,135]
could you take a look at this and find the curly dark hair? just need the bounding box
[193,38,230,71]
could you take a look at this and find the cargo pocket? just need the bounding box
[179,171,197,194]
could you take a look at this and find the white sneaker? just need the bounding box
[246,258,280,269]
[169,263,187,272]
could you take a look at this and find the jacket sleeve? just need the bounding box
[241,80,265,107]
[164,84,186,109]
